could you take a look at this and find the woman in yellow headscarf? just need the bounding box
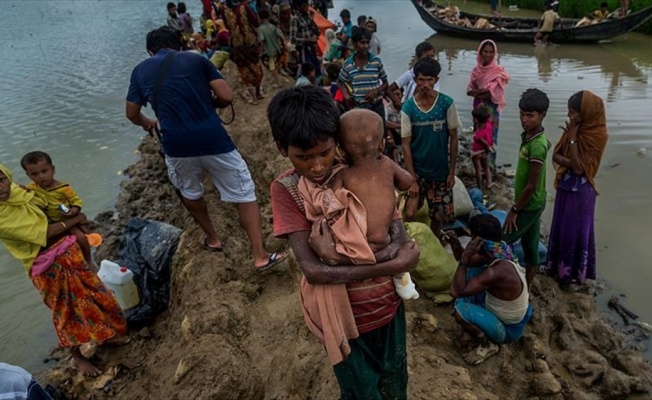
[0,164,127,376]
[547,91,608,290]
[205,18,215,40]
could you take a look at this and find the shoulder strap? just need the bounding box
[152,51,177,115]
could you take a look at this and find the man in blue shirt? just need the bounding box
[126,26,286,270]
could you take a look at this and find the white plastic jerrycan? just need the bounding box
[98,260,140,310]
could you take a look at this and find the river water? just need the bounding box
[1,0,651,370]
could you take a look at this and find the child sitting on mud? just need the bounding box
[298,109,419,300]
[21,151,96,269]
[471,105,496,190]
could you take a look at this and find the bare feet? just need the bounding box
[486,182,495,189]
[71,347,102,377]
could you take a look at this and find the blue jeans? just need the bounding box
[454,266,533,344]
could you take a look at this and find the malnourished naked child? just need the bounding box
[299,109,419,300]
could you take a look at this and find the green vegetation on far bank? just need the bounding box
[505,0,652,34]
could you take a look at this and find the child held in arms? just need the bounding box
[298,109,419,300]
[21,151,96,270]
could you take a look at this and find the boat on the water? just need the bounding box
[411,0,652,43]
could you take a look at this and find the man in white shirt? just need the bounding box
[387,41,440,109]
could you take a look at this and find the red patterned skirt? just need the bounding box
[30,240,127,348]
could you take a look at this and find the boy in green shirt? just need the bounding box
[258,9,285,73]
[504,88,550,286]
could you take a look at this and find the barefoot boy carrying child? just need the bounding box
[298,109,419,300]
[268,86,419,399]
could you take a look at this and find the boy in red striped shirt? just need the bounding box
[268,85,419,398]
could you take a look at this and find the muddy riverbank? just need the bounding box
[39,66,652,400]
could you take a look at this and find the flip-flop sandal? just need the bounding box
[256,252,288,272]
[201,236,223,252]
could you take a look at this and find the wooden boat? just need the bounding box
[411,0,652,43]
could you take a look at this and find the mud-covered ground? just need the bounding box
[40,64,652,400]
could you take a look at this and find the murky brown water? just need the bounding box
[1,0,650,369]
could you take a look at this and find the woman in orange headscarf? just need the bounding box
[546,90,608,290]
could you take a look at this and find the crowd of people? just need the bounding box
[266,2,608,393]
[0,0,610,397]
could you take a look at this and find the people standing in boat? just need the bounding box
[547,90,608,291]
[534,4,564,44]
[466,39,510,170]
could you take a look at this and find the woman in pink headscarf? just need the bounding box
[467,39,510,168]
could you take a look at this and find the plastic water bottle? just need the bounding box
[98,260,140,310]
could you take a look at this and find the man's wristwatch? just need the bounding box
[511,205,519,213]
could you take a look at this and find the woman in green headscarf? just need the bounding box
[0,164,127,377]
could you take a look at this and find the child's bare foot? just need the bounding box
[486,182,495,189]
[71,347,102,377]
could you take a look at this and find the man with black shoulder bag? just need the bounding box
[126,26,287,271]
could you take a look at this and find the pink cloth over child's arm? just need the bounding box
[298,176,376,264]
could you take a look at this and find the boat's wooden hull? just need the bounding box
[411,0,652,43]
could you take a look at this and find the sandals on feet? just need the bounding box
[256,252,288,272]
[463,341,500,365]
[201,236,223,252]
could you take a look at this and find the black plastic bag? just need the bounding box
[113,218,181,327]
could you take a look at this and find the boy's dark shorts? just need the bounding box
[417,176,455,222]
[503,207,544,267]
[490,0,498,10]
